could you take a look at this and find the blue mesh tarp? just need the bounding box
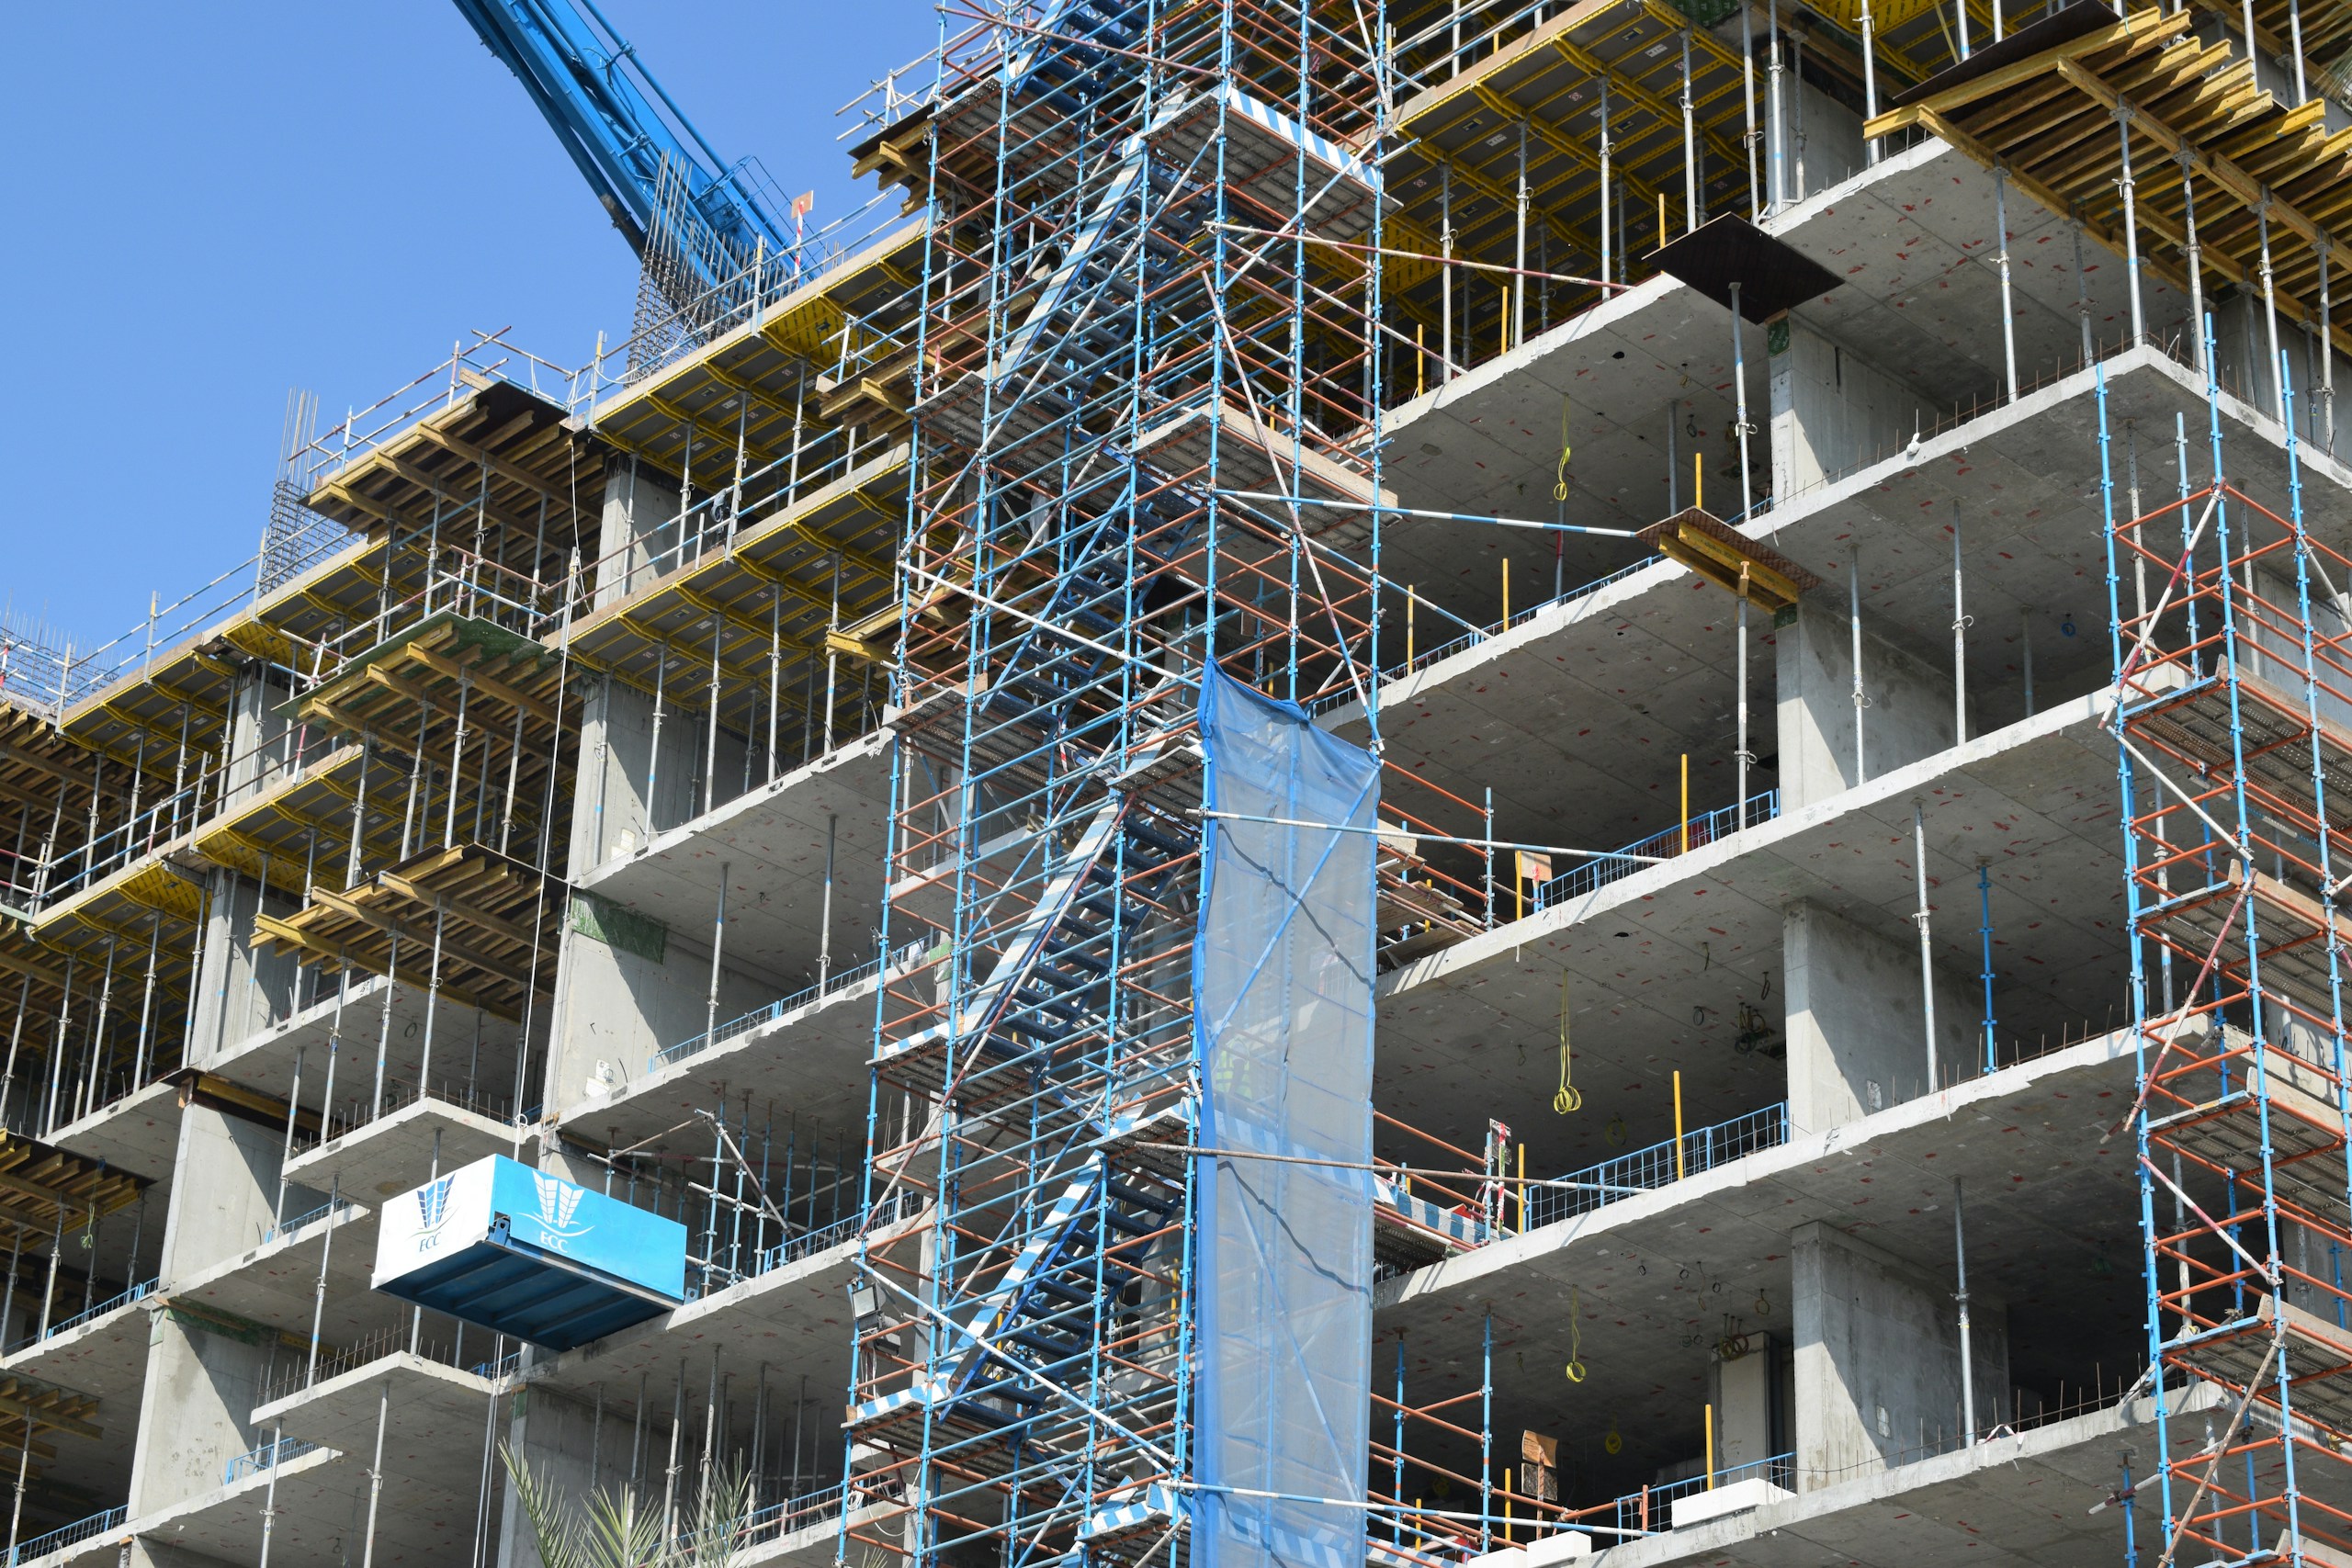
[1192,668,1378,1568]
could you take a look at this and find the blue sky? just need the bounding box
[0,2,941,653]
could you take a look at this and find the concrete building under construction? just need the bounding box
[4,0,2351,1562]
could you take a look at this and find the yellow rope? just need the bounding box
[1553,399,1573,502]
[1554,970,1582,1113]
[1565,1287,1587,1382]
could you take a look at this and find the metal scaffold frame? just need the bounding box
[842,4,1405,1565]
[2107,322,2352,1563]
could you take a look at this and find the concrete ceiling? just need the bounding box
[1374,1034,2146,1512]
[1369,690,2130,1183]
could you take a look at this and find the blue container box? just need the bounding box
[373,1155,687,1350]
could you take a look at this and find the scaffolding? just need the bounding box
[2105,317,2352,1562]
[834,4,1406,1564]
[23,0,2352,1561]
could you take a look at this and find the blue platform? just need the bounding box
[373,1155,687,1350]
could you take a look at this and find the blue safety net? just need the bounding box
[1192,668,1378,1568]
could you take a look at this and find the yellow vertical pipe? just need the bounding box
[1417,322,1427,398]
[1673,1069,1687,1179]
[1502,557,1511,629]
[1658,192,1668,252]
[1517,1142,1527,1232]
[1680,753,1690,854]
[1407,585,1417,668]
[1705,1404,1716,1489]
[1694,452,1703,513]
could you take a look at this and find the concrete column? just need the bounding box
[545,907,775,1124]
[1768,321,1932,502]
[495,1384,636,1568]
[573,677,707,868]
[220,665,290,807]
[1782,899,1977,1132]
[185,867,303,1067]
[123,1313,274,1517]
[122,1103,307,1521]
[1773,597,1961,808]
[1791,1220,2007,1488]
[594,458,683,610]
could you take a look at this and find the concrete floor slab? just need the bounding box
[252,1350,506,1499]
[206,973,499,1114]
[523,1212,922,1416]
[739,1501,894,1567]
[1331,347,2347,886]
[575,729,896,990]
[1375,1031,2143,1514]
[1373,139,2190,630]
[557,959,890,1147]
[163,1203,395,1347]
[0,1290,153,1406]
[49,1077,181,1188]
[119,1443,481,1568]
[285,1095,526,1203]
[1371,689,2125,1180]
[1590,1385,2222,1567]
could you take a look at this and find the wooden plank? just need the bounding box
[308,888,540,994]
[400,644,558,726]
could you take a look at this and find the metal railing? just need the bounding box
[1523,1103,1790,1233]
[255,1323,525,1408]
[313,1076,518,1147]
[7,1506,127,1564]
[650,942,922,1072]
[741,1480,853,1546]
[1533,790,1781,914]
[223,1436,319,1486]
[6,1278,156,1354]
[1607,1453,1795,1539]
[260,1195,353,1247]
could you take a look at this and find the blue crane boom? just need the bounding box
[452,0,792,283]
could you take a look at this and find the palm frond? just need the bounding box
[501,1443,587,1568]
[681,1459,753,1567]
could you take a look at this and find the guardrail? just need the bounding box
[1523,1104,1790,1233]
[7,1506,127,1564]
[650,942,922,1073]
[223,1436,319,1486]
[6,1277,156,1353]
[260,1195,353,1247]
[1533,790,1781,914]
[1607,1453,1795,1539]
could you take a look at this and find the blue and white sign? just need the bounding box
[373,1155,687,1350]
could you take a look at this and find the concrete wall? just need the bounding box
[125,1313,276,1517]
[1707,1332,1790,1475]
[154,1105,288,1280]
[189,874,304,1066]
[221,668,296,807]
[571,677,752,875]
[1778,76,1867,208]
[1782,898,1979,1133]
[496,1384,643,1568]
[545,911,783,1114]
[1791,1220,2008,1489]
[1770,321,1936,500]
[594,459,683,609]
[1774,596,1963,808]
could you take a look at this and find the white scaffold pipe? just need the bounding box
[1215,490,1643,538]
